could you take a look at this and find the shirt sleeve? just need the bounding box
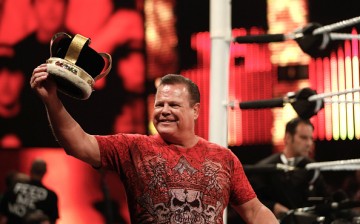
[229,152,257,206]
[95,134,132,173]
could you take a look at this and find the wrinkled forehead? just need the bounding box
[156,84,189,97]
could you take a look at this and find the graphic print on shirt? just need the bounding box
[138,154,227,224]
[144,155,168,190]
[7,182,48,217]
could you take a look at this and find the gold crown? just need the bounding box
[46,32,112,100]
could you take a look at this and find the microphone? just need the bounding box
[239,88,324,119]
[296,203,334,215]
[297,200,360,215]
[297,190,360,215]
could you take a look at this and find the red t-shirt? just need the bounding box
[95,134,256,223]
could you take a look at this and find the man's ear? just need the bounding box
[284,133,292,144]
[193,103,200,120]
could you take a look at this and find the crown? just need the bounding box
[46,32,112,100]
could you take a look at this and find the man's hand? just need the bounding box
[273,202,289,218]
[30,64,58,102]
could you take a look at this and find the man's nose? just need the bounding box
[307,138,313,146]
[161,104,171,114]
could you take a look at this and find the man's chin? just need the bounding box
[301,152,310,157]
[157,128,174,135]
[156,122,176,129]
[156,127,176,137]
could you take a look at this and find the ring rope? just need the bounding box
[306,159,360,171]
[313,16,360,35]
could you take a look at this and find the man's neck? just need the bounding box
[31,175,43,182]
[282,148,295,159]
[164,134,199,148]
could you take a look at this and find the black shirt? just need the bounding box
[0,179,59,224]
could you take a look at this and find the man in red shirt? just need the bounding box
[31,64,277,223]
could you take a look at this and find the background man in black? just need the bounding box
[13,0,71,147]
[250,117,329,218]
[0,55,24,148]
[0,159,59,224]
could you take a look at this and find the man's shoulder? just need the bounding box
[257,153,281,164]
[197,138,236,159]
[45,188,59,200]
[97,133,160,145]
[28,181,59,200]
[296,156,315,167]
[198,138,227,149]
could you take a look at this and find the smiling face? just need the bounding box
[153,83,199,144]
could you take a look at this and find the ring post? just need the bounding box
[210,0,231,223]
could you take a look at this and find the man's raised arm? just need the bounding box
[30,64,101,167]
